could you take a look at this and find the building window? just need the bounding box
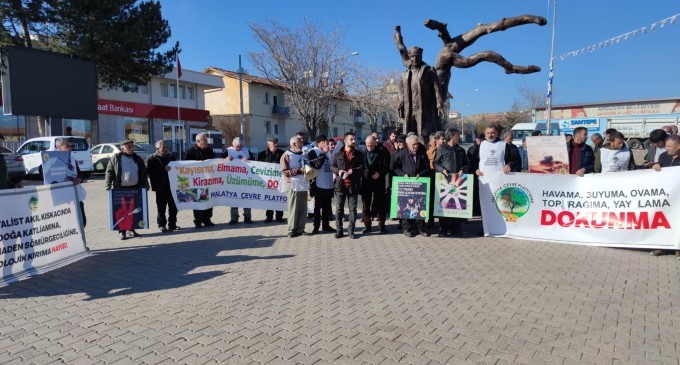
[264,92,269,104]
[63,119,93,142]
[179,85,185,99]
[139,83,148,94]
[265,121,271,134]
[160,83,168,97]
[274,124,279,135]
[169,83,177,98]
[124,118,149,144]
[273,95,278,106]
[186,86,194,100]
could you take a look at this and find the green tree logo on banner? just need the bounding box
[494,187,531,222]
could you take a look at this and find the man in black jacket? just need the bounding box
[361,135,391,234]
[566,126,595,176]
[433,129,469,237]
[185,133,216,228]
[330,132,365,239]
[308,135,336,234]
[392,134,431,237]
[148,140,181,233]
[258,136,285,223]
[501,130,522,172]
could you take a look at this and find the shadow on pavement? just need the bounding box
[0,235,293,301]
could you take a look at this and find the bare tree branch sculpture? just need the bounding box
[394,15,547,101]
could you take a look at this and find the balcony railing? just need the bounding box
[272,105,290,117]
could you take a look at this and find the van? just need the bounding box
[16,136,94,177]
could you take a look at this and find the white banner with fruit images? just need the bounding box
[478,169,680,249]
[168,159,289,211]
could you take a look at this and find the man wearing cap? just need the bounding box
[331,132,365,239]
[185,133,216,228]
[223,137,253,225]
[258,136,285,223]
[105,139,149,240]
[307,135,336,234]
[147,140,181,233]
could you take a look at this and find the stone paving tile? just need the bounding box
[0,179,678,364]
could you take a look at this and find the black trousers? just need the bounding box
[335,187,358,233]
[156,189,178,228]
[362,188,386,227]
[265,210,283,220]
[439,217,463,233]
[193,208,213,224]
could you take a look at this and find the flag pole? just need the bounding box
[176,50,183,159]
[546,0,557,135]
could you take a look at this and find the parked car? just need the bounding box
[1,146,26,184]
[90,143,153,172]
[16,136,94,178]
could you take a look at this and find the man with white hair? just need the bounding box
[392,134,431,237]
[223,136,253,224]
[148,140,181,232]
[281,135,309,237]
[185,133,216,228]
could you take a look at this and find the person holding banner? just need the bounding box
[281,136,309,237]
[331,132,365,239]
[433,129,469,237]
[361,135,390,234]
[185,133,216,228]
[258,136,285,223]
[393,134,431,237]
[566,127,595,177]
[223,137,253,225]
[643,129,668,168]
[55,138,87,227]
[105,139,149,240]
[474,126,514,176]
[651,134,680,258]
[501,131,522,173]
[594,132,636,173]
[147,140,181,233]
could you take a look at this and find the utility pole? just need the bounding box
[546,0,557,135]
[238,55,245,141]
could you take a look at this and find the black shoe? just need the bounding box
[362,226,372,234]
[379,227,387,234]
[228,220,238,225]
[159,226,169,233]
[310,228,319,235]
[334,231,344,239]
[349,232,357,239]
[129,230,141,238]
[194,220,203,229]
[437,232,447,238]
[204,220,215,227]
[276,217,286,223]
[119,231,127,240]
[263,218,273,223]
[403,231,413,237]
[244,218,254,224]
[322,226,337,233]
[300,231,311,236]
[287,232,296,238]
[168,226,181,231]
[419,231,430,237]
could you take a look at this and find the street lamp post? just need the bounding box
[238,55,245,141]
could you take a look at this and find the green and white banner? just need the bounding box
[479,169,680,249]
[168,159,288,211]
[390,177,430,220]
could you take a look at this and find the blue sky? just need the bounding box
[159,0,679,116]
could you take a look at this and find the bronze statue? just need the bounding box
[395,15,547,138]
[397,46,443,143]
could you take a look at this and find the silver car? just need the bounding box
[90,143,153,172]
[1,146,26,183]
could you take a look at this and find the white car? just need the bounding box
[16,136,94,177]
[90,143,152,172]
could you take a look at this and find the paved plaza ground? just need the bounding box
[0,174,678,364]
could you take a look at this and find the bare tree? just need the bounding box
[249,19,352,138]
[211,115,250,147]
[394,15,547,99]
[516,84,545,110]
[346,66,400,133]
